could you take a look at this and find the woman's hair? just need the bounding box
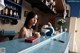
[24,11,37,29]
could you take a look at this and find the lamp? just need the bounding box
[0,0,5,10]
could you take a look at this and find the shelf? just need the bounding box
[5,0,22,8]
[0,14,19,20]
[26,0,56,14]
[0,0,23,20]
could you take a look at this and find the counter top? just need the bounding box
[0,32,70,53]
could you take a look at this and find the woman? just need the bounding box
[18,11,40,38]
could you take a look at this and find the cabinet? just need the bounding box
[0,0,23,20]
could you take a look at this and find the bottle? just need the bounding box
[13,7,17,18]
[7,5,10,16]
[8,5,10,16]
[1,9,4,15]
[9,6,13,16]
[4,4,9,15]
[13,0,17,3]
[17,0,20,4]
[11,6,15,17]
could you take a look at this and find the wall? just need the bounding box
[69,17,77,52]
[0,0,55,41]
[70,2,80,17]
[0,0,32,41]
[69,17,80,53]
[0,0,32,32]
[65,1,80,52]
[65,0,80,17]
[75,18,80,53]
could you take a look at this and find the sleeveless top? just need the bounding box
[25,28,33,38]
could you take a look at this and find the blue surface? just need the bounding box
[65,0,80,17]
[20,32,70,53]
[0,32,70,53]
[0,30,17,36]
[67,0,80,2]
[69,2,80,17]
[0,36,51,53]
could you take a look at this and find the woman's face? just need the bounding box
[29,15,38,26]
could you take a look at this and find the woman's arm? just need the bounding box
[18,27,26,38]
[34,32,41,38]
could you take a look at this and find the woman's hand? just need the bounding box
[34,32,41,38]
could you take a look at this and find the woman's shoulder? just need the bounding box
[20,27,27,32]
[21,27,33,31]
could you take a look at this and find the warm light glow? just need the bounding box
[50,0,53,3]
[53,1,56,6]
[0,0,5,10]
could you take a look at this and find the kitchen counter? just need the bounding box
[0,32,70,53]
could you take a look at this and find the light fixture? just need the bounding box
[0,0,5,10]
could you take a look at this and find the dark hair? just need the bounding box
[24,11,37,29]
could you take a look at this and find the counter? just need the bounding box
[0,32,70,53]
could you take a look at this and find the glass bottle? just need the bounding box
[9,6,13,16]
[1,9,4,15]
[13,7,17,18]
[12,7,14,17]
[17,0,20,4]
[7,5,10,16]
[13,0,17,3]
[4,4,9,15]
